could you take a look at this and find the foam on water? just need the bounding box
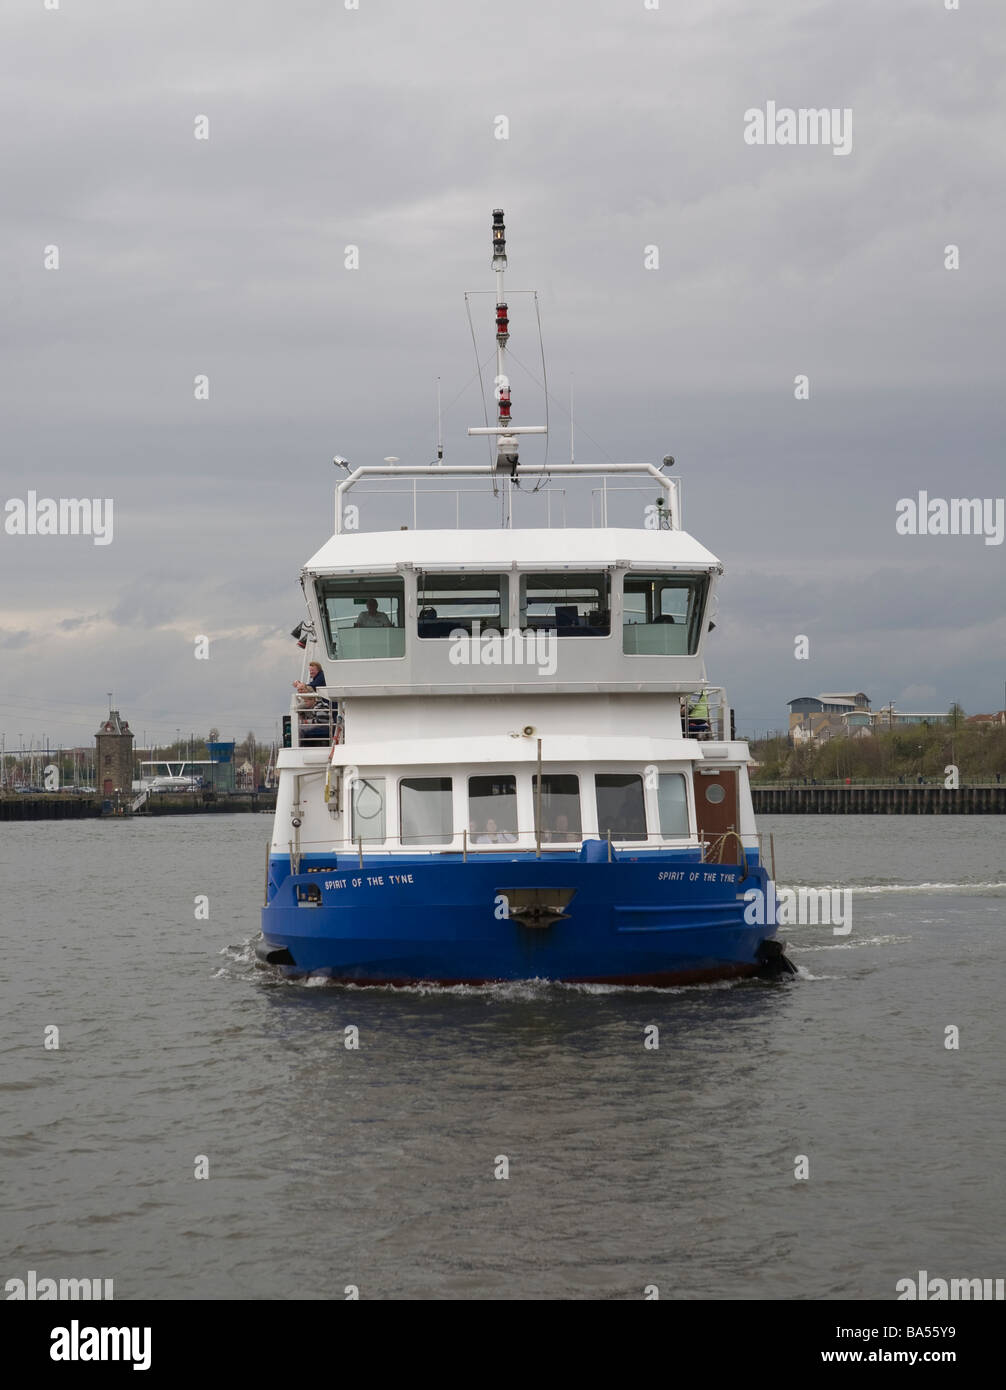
[216,938,778,999]
[777,880,1006,894]
[790,933,913,951]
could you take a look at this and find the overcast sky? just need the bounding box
[1,0,1004,749]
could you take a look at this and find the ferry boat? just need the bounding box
[258,212,792,986]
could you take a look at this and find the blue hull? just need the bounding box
[260,844,779,986]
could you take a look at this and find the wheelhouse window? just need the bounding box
[399,777,453,846]
[656,773,690,838]
[418,573,508,638]
[622,573,708,655]
[317,576,406,660]
[520,573,610,636]
[351,775,386,844]
[596,773,647,842]
[468,775,518,843]
[532,774,581,842]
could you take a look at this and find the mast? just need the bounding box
[467,209,547,479]
[492,209,511,441]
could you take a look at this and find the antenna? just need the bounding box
[433,375,441,461]
[570,375,574,465]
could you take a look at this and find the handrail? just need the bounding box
[703,830,750,881]
[333,462,680,534]
[265,827,765,854]
[287,689,339,750]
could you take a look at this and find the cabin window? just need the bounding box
[596,773,647,842]
[532,774,581,842]
[656,773,690,837]
[418,573,508,637]
[351,775,386,844]
[622,573,708,655]
[399,777,454,846]
[519,573,610,635]
[468,775,518,842]
[316,576,406,660]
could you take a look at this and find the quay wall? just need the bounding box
[752,784,1006,814]
[0,793,277,821]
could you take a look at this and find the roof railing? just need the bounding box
[333,462,680,535]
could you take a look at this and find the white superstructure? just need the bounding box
[270,211,757,874]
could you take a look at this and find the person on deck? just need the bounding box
[687,690,710,737]
[293,661,326,694]
[297,696,333,745]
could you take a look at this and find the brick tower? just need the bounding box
[95,708,134,795]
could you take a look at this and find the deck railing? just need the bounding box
[332,462,681,534]
[283,687,734,750]
[283,690,341,750]
[268,828,772,874]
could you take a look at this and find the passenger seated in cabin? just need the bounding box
[419,607,438,620]
[293,661,326,694]
[355,598,392,628]
[610,795,646,841]
[547,812,579,843]
[472,817,517,845]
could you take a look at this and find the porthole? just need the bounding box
[704,783,726,804]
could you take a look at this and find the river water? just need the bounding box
[2,814,1002,1300]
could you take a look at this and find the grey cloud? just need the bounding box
[1,0,1004,742]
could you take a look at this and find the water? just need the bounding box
[2,814,1002,1300]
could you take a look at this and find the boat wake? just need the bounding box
[215,939,790,998]
[779,881,1005,895]
[789,933,913,952]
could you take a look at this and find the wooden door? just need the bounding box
[695,768,739,861]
